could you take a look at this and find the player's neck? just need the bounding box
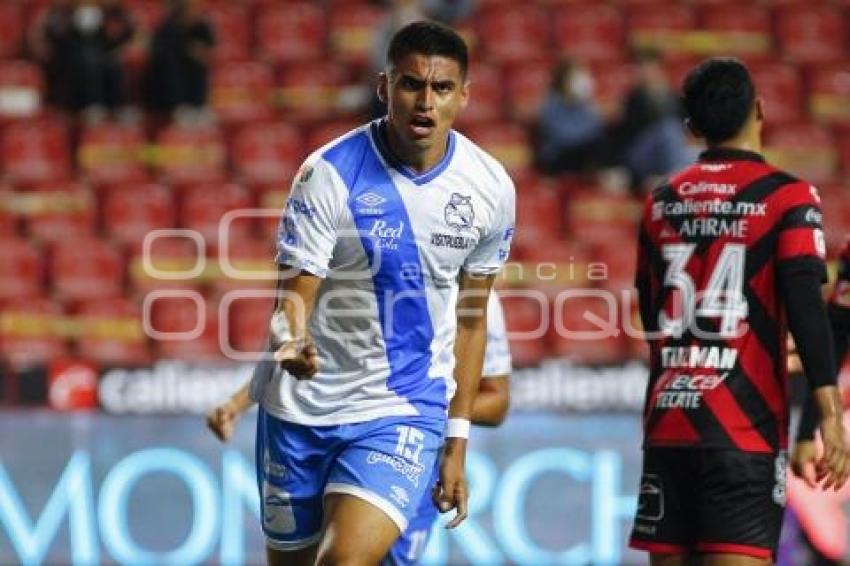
[710,132,762,155]
[383,122,450,174]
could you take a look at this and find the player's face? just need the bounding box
[380,53,469,158]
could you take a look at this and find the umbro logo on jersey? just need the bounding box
[355,191,387,215]
[357,192,387,207]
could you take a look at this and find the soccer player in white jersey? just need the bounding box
[208,294,512,565]
[216,21,514,566]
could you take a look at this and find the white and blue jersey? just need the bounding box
[385,294,512,566]
[255,119,515,426]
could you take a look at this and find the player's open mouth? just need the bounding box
[409,115,436,137]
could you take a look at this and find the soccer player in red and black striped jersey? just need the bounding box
[792,240,850,482]
[629,57,850,565]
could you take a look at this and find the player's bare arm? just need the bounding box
[271,266,322,379]
[435,271,494,528]
[471,374,510,426]
[207,382,253,442]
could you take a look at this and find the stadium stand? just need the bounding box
[0,0,848,372]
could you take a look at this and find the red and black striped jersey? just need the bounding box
[636,148,827,453]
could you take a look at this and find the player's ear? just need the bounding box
[754,97,765,123]
[377,72,389,104]
[459,78,470,109]
[683,117,701,139]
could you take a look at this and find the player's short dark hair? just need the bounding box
[682,57,756,145]
[387,21,468,78]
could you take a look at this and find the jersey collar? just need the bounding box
[371,119,456,186]
[698,147,765,163]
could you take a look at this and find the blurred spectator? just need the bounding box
[29,0,134,117]
[610,48,695,192]
[534,58,606,175]
[145,0,215,122]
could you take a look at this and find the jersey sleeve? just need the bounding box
[463,174,516,276]
[482,294,512,377]
[276,159,347,278]
[776,182,827,281]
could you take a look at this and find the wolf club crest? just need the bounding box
[444,193,474,231]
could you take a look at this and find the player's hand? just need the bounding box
[791,439,819,488]
[273,338,319,379]
[786,336,802,373]
[206,402,239,442]
[433,438,468,529]
[816,415,850,490]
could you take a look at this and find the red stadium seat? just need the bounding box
[808,64,850,125]
[22,181,96,242]
[50,237,124,301]
[306,119,361,150]
[154,123,226,184]
[593,242,637,293]
[460,122,532,175]
[129,235,204,292]
[78,122,148,185]
[749,62,802,125]
[627,3,695,58]
[0,237,42,300]
[839,129,850,179]
[277,62,348,121]
[231,123,304,186]
[553,4,625,63]
[764,123,839,185]
[257,3,326,64]
[256,185,289,242]
[565,192,642,245]
[515,239,595,293]
[455,63,503,127]
[210,61,274,124]
[223,290,275,356]
[181,182,253,243]
[74,297,150,366]
[150,294,225,362]
[0,185,16,236]
[206,2,250,62]
[327,2,385,65]
[2,117,70,184]
[818,184,850,254]
[498,290,550,367]
[549,296,626,364]
[102,182,176,246]
[0,296,68,370]
[0,4,23,59]
[504,59,552,123]
[213,235,276,293]
[775,3,847,63]
[512,178,562,256]
[697,4,771,58]
[0,60,43,120]
[477,4,549,63]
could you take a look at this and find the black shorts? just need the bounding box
[629,447,786,560]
